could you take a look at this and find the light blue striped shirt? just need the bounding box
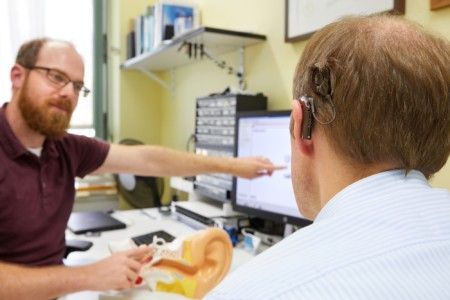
[206,170,450,300]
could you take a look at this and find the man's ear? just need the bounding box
[292,99,314,156]
[10,64,27,90]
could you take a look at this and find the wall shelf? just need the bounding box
[122,27,266,71]
[121,27,266,90]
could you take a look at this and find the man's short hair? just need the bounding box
[293,15,450,178]
[15,38,74,68]
[16,38,50,68]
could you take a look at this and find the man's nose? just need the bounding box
[59,81,78,99]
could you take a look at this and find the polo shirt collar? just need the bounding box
[43,138,59,159]
[0,103,28,159]
[0,103,59,160]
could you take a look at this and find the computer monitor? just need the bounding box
[232,110,311,226]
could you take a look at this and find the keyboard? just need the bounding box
[132,230,175,246]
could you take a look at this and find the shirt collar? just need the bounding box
[0,103,28,159]
[314,169,428,222]
[43,138,59,159]
[0,103,59,160]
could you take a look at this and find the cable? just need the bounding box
[185,133,196,152]
[201,48,246,90]
[177,41,247,90]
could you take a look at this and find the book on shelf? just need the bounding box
[128,1,200,59]
[126,31,136,59]
[153,0,200,49]
[143,5,155,53]
[132,5,155,57]
[126,20,136,59]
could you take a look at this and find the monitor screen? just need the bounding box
[232,110,311,226]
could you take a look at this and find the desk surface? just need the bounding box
[61,208,255,300]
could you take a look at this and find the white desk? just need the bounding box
[61,208,255,300]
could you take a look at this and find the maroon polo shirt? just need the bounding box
[0,104,110,266]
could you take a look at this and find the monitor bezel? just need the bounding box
[231,110,312,227]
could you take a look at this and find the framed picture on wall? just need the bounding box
[430,0,450,10]
[285,0,405,42]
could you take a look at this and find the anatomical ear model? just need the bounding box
[139,228,233,299]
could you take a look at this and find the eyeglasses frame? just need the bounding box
[23,65,90,97]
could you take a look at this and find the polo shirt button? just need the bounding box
[42,182,46,189]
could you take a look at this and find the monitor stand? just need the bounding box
[248,218,310,239]
[170,176,245,221]
[248,217,285,236]
[283,223,295,237]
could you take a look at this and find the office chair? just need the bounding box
[114,138,164,208]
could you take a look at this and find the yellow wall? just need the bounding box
[116,1,450,190]
[115,0,162,144]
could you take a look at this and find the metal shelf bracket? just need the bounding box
[137,68,174,92]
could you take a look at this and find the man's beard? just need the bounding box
[18,79,73,138]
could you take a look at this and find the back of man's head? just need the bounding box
[293,15,450,178]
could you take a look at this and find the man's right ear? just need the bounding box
[292,99,314,156]
[10,64,27,90]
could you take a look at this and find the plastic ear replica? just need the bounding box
[139,228,233,299]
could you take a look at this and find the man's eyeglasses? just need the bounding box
[25,65,90,97]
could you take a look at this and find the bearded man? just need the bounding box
[0,38,280,299]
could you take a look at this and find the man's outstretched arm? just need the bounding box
[94,144,284,178]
